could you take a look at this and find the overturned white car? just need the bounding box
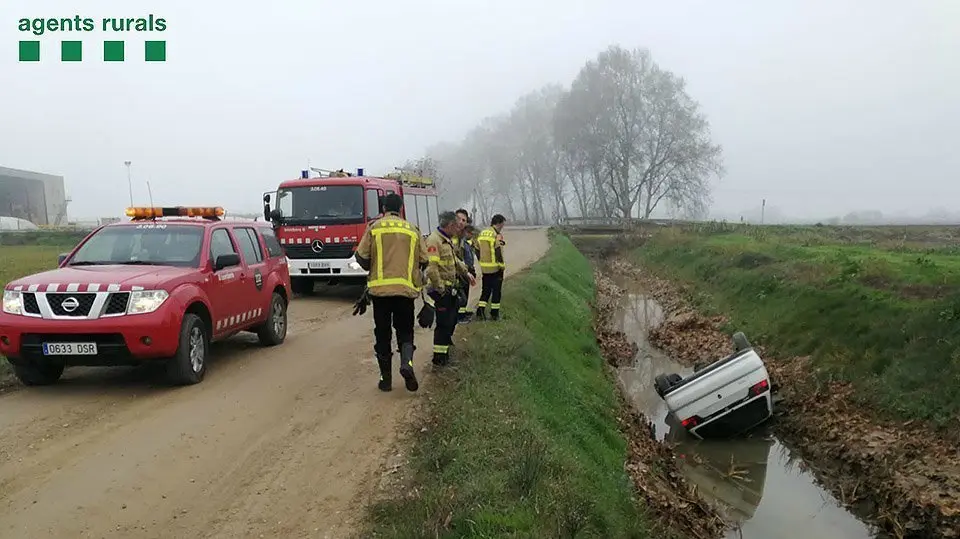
[654,332,773,439]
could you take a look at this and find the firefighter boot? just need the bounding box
[475,306,486,321]
[377,355,392,391]
[490,309,500,321]
[398,342,419,392]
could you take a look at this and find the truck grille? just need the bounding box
[47,293,96,316]
[104,292,130,315]
[283,242,356,260]
[22,293,40,315]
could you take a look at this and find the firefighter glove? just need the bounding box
[352,287,371,316]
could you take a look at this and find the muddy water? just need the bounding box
[615,290,885,539]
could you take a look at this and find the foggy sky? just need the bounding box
[1,0,957,221]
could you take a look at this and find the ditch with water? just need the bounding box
[613,283,890,539]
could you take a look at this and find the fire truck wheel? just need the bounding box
[166,313,208,385]
[10,358,64,386]
[291,277,313,296]
[257,292,288,346]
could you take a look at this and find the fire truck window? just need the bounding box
[235,227,263,264]
[416,195,430,231]
[426,196,439,231]
[365,189,380,219]
[403,194,418,227]
[209,228,237,264]
[259,227,284,258]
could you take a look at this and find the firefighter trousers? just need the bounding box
[457,278,472,321]
[432,292,458,365]
[372,296,415,359]
[478,269,504,319]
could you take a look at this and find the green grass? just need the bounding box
[364,232,656,539]
[634,226,960,428]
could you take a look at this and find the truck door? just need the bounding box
[233,225,270,326]
[207,227,247,337]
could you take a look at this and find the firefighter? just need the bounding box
[354,193,428,392]
[457,223,478,322]
[453,209,476,323]
[475,214,507,321]
[424,211,475,365]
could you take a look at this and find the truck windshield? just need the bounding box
[275,185,365,225]
[68,224,204,267]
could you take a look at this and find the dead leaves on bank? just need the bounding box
[593,268,728,539]
[609,257,960,538]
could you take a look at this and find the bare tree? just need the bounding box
[407,44,722,225]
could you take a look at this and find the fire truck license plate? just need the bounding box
[308,262,330,269]
[42,342,98,356]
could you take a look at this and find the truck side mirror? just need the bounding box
[57,253,69,266]
[263,202,271,222]
[214,253,241,271]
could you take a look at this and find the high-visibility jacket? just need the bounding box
[424,229,469,294]
[355,212,427,298]
[477,227,505,274]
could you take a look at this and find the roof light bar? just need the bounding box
[125,206,225,220]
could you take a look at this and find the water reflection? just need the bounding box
[614,290,882,539]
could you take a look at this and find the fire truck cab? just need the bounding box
[263,167,439,295]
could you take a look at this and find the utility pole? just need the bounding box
[146,178,155,207]
[761,198,766,225]
[124,161,133,206]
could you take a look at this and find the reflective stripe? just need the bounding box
[490,303,501,309]
[368,219,420,292]
[428,255,441,262]
[433,344,449,353]
[477,301,487,308]
[458,307,469,313]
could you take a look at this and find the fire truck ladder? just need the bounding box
[383,167,435,188]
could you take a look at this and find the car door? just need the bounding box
[207,227,247,337]
[233,225,270,326]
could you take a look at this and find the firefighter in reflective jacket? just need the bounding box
[424,210,475,365]
[354,193,428,392]
[475,213,507,321]
[453,209,476,322]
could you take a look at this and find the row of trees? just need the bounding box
[403,45,725,225]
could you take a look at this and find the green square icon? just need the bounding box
[62,41,82,62]
[145,41,166,62]
[19,41,39,62]
[103,40,124,61]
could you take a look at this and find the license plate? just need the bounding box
[307,261,330,269]
[42,342,98,356]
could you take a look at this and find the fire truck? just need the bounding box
[262,167,439,294]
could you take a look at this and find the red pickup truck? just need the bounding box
[0,206,292,386]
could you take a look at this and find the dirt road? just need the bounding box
[0,228,549,539]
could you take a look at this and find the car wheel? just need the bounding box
[654,373,680,398]
[166,313,208,385]
[733,331,751,352]
[11,358,64,386]
[257,292,287,346]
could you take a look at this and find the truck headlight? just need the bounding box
[348,261,362,271]
[2,290,22,315]
[127,290,169,315]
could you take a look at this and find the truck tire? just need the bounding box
[733,332,751,352]
[11,358,64,386]
[654,373,681,398]
[291,277,313,296]
[257,292,287,346]
[166,313,208,385]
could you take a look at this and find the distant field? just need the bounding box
[633,223,960,428]
[1,245,76,287]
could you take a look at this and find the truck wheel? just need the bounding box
[257,292,287,346]
[11,358,64,386]
[166,313,208,385]
[291,277,313,296]
[733,332,751,352]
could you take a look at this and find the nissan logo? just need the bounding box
[310,239,324,253]
[61,296,80,312]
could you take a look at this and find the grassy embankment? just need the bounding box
[0,232,87,382]
[365,232,658,539]
[634,224,960,427]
